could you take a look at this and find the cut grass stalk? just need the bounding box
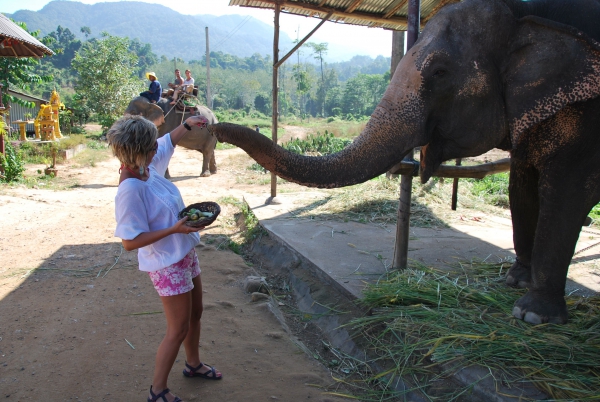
[343,260,600,400]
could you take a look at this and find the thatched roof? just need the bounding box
[228,0,459,31]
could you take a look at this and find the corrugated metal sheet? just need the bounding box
[6,90,47,135]
[0,13,54,58]
[228,0,458,31]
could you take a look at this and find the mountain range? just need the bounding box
[7,1,298,62]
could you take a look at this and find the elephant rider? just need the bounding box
[140,72,162,104]
[170,69,195,105]
[168,69,184,90]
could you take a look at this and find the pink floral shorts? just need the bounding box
[148,249,201,297]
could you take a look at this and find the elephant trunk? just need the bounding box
[210,108,419,188]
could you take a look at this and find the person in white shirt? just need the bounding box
[107,114,222,402]
[170,69,195,105]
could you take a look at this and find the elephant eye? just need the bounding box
[433,69,446,77]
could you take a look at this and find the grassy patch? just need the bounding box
[282,131,352,155]
[467,172,510,208]
[282,174,510,229]
[202,196,267,255]
[215,142,237,150]
[281,116,367,139]
[332,260,600,401]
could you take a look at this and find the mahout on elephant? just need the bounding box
[208,0,600,325]
[125,96,218,178]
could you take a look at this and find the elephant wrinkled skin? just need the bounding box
[125,97,218,178]
[209,0,600,325]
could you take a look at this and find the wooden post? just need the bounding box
[270,3,281,203]
[205,27,212,109]
[392,0,420,270]
[0,83,5,167]
[390,30,405,78]
[451,158,462,210]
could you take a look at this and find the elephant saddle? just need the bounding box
[174,102,198,113]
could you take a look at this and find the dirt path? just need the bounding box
[0,146,346,401]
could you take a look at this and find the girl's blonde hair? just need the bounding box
[106,115,158,170]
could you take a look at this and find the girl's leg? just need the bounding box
[182,274,203,367]
[182,275,222,378]
[151,291,192,397]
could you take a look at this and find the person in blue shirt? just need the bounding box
[140,72,162,103]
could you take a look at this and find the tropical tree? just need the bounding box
[129,38,158,78]
[46,26,81,70]
[72,32,142,130]
[306,42,328,116]
[292,64,312,115]
[80,26,91,39]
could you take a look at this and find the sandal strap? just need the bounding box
[185,361,204,374]
[149,386,172,402]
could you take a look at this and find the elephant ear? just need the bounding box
[504,16,600,145]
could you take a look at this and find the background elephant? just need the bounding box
[209,0,600,325]
[125,97,218,178]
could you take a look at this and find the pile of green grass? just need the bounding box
[339,261,600,401]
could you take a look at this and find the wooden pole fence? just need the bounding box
[391,158,511,180]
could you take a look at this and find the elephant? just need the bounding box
[208,0,600,325]
[125,97,218,178]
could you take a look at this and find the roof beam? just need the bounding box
[383,0,408,19]
[249,0,418,28]
[275,11,333,68]
[345,0,365,13]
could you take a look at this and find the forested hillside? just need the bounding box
[8,1,295,60]
[1,14,392,133]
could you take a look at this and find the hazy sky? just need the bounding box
[0,0,394,60]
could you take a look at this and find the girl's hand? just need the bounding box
[186,115,208,128]
[173,216,205,234]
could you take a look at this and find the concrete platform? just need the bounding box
[244,192,600,299]
[243,191,600,401]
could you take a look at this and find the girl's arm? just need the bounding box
[169,115,208,146]
[121,217,204,251]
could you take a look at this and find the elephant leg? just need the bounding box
[209,151,217,174]
[512,168,593,324]
[199,150,211,177]
[506,158,539,288]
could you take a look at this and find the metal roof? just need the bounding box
[228,0,459,31]
[0,13,54,58]
[8,88,48,104]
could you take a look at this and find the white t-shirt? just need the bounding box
[114,134,200,272]
[182,78,195,93]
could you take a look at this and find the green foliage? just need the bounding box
[0,141,26,182]
[589,203,600,222]
[281,130,351,156]
[341,73,389,116]
[468,172,510,208]
[129,38,158,78]
[218,196,267,253]
[46,26,82,70]
[72,32,142,131]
